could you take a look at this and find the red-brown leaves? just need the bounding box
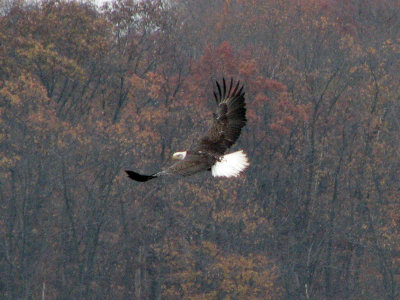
[2,0,400,299]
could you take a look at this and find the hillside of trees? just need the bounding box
[1,0,400,298]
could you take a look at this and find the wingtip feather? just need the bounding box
[216,80,222,100]
[125,170,157,182]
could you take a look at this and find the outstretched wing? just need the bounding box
[125,152,214,182]
[192,78,246,155]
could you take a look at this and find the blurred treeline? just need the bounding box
[1,0,400,298]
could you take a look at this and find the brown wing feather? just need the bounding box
[192,78,246,155]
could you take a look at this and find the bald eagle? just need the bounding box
[125,78,249,182]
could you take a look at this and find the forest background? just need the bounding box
[1,0,400,299]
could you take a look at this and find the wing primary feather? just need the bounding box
[232,80,240,97]
[223,78,226,98]
[238,86,244,96]
[216,80,222,101]
[227,78,233,97]
[213,91,218,104]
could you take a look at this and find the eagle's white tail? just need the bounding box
[211,150,249,178]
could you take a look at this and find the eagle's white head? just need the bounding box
[172,151,187,160]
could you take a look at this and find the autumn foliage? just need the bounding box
[1,0,400,298]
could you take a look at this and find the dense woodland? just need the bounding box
[1,0,400,298]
